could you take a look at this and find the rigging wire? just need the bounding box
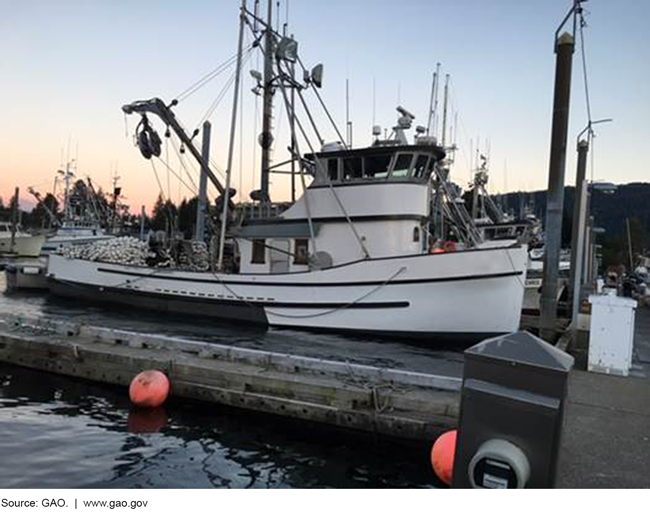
[276,60,370,258]
[238,41,246,202]
[173,46,253,103]
[295,56,348,148]
[168,137,199,192]
[578,10,593,129]
[149,159,178,232]
[193,47,255,135]
[153,155,198,196]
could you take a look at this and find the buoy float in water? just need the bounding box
[127,407,168,434]
[129,370,170,408]
[431,429,457,486]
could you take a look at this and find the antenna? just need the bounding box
[427,62,441,136]
[469,138,473,183]
[253,0,260,32]
[346,79,353,147]
[451,111,458,162]
[372,76,376,128]
[283,0,289,35]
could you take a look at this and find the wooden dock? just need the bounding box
[0,314,460,442]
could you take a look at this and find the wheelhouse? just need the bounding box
[305,144,446,188]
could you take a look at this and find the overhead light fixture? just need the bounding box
[276,37,298,62]
[311,64,324,88]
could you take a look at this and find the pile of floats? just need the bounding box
[61,236,210,272]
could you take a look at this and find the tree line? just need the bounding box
[0,187,202,240]
[499,183,649,269]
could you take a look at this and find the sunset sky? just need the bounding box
[1,0,648,214]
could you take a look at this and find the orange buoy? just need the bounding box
[430,430,457,486]
[129,370,170,408]
[443,241,457,253]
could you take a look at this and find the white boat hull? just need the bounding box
[40,234,115,256]
[0,235,46,258]
[47,245,528,341]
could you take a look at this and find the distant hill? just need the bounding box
[499,182,650,267]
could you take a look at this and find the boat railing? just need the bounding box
[237,202,293,221]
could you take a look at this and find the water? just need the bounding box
[0,275,461,488]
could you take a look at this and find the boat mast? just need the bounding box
[441,74,450,148]
[290,33,297,203]
[426,63,440,137]
[259,0,275,204]
[58,160,75,224]
[217,0,247,272]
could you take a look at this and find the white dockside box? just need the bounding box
[588,294,637,376]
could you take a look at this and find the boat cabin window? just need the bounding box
[412,155,430,179]
[363,154,392,179]
[251,239,266,264]
[342,157,363,181]
[313,149,436,185]
[327,159,339,181]
[294,238,309,265]
[390,153,414,178]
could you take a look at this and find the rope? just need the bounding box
[341,362,404,414]
[207,266,407,320]
[505,246,527,290]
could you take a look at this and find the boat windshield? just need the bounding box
[391,153,413,178]
[363,155,392,179]
[315,150,435,185]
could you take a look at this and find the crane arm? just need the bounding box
[122,98,226,196]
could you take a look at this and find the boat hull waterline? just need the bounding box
[47,245,528,342]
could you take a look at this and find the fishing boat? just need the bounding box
[0,221,45,258]
[40,221,112,256]
[47,1,528,342]
[32,165,116,257]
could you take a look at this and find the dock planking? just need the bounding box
[0,315,460,442]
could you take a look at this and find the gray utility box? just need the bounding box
[452,332,574,488]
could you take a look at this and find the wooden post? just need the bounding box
[540,32,575,342]
[195,121,211,241]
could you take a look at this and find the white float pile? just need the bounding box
[62,237,153,266]
[178,240,210,272]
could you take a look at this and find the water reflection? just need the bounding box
[0,363,439,488]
